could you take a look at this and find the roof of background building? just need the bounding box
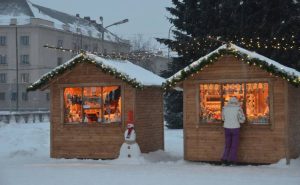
[0,0,128,44]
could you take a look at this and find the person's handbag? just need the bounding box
[237,108,246,123]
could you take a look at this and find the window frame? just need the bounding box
[20,55,30,65]
[0,55,7,64]
[11,92,17,101]
[0,92,5,101]
[57,39,63,48]
[22,92,28,101]
[20,73,30,83]
[0,36,6,46]
[197,79,273,127]
[20,35,29,46]
[0,73,7,83]
[60,83,124,126]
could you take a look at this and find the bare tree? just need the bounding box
[130,34,155,52]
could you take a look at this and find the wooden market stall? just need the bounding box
[165,44,300,164]
[27,53,165,159]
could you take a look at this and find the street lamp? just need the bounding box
[10,19,19,111]
[97,17,129,53]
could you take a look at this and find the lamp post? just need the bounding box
[167,25,175,61]
[12,21,19,111]
[97,17,129,53]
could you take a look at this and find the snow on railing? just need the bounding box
[0,111,49,124]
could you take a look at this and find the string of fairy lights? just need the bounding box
[44,33,299,59]
[43,44,158,61]
[163,43,300,89]
[164,35,299,55]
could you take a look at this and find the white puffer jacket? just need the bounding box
[222,97,245,129]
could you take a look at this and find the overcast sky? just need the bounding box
[31,0,172,49]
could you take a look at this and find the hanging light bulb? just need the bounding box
[239,83,243,94]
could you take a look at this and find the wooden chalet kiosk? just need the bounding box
[164,44,300,164]
[27,53,165,159]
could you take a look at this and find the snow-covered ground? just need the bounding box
[0,122,299,185]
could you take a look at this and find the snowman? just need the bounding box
[118,122,141,159]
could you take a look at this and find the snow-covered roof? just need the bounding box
[165,44,300,88]
[27,53,165,91]
[0,0,127,43]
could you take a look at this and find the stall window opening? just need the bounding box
[64,86,121,124]
[199,82,269,125]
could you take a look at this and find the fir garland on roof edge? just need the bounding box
[163,48,300,90]
[27,55,144,91]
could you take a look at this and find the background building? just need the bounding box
[0,0,130,111]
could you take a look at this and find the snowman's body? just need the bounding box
[118,127,141,159]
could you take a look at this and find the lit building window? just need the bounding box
[199,82,269,124]
[64,86,121,124]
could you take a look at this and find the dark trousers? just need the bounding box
[221,128,240,162]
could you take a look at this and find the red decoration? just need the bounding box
[127,111,134,124]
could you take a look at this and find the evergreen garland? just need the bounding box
[163,47,300,90]
[27,53,144,91]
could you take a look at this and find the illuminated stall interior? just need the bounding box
[199,82,269,124]
[64,86,121,124]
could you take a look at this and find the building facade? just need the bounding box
[0,0,130,111]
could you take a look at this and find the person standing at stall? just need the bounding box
[221,97,245,165]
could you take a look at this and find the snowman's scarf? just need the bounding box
[126,127,134,139]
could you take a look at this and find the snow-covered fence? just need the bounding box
[0,111,50,124]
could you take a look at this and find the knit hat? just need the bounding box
[228,97,239,105]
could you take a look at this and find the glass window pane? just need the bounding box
[199,84,222,123]
[222,83,245,107]
[83,109,101,123]
[64,87,83,123]
[103,86,121,123]
[83,87,102,123]
[246,83,269,124]
[83,87,102,108]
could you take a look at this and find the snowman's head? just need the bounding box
[127,123,134,129]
